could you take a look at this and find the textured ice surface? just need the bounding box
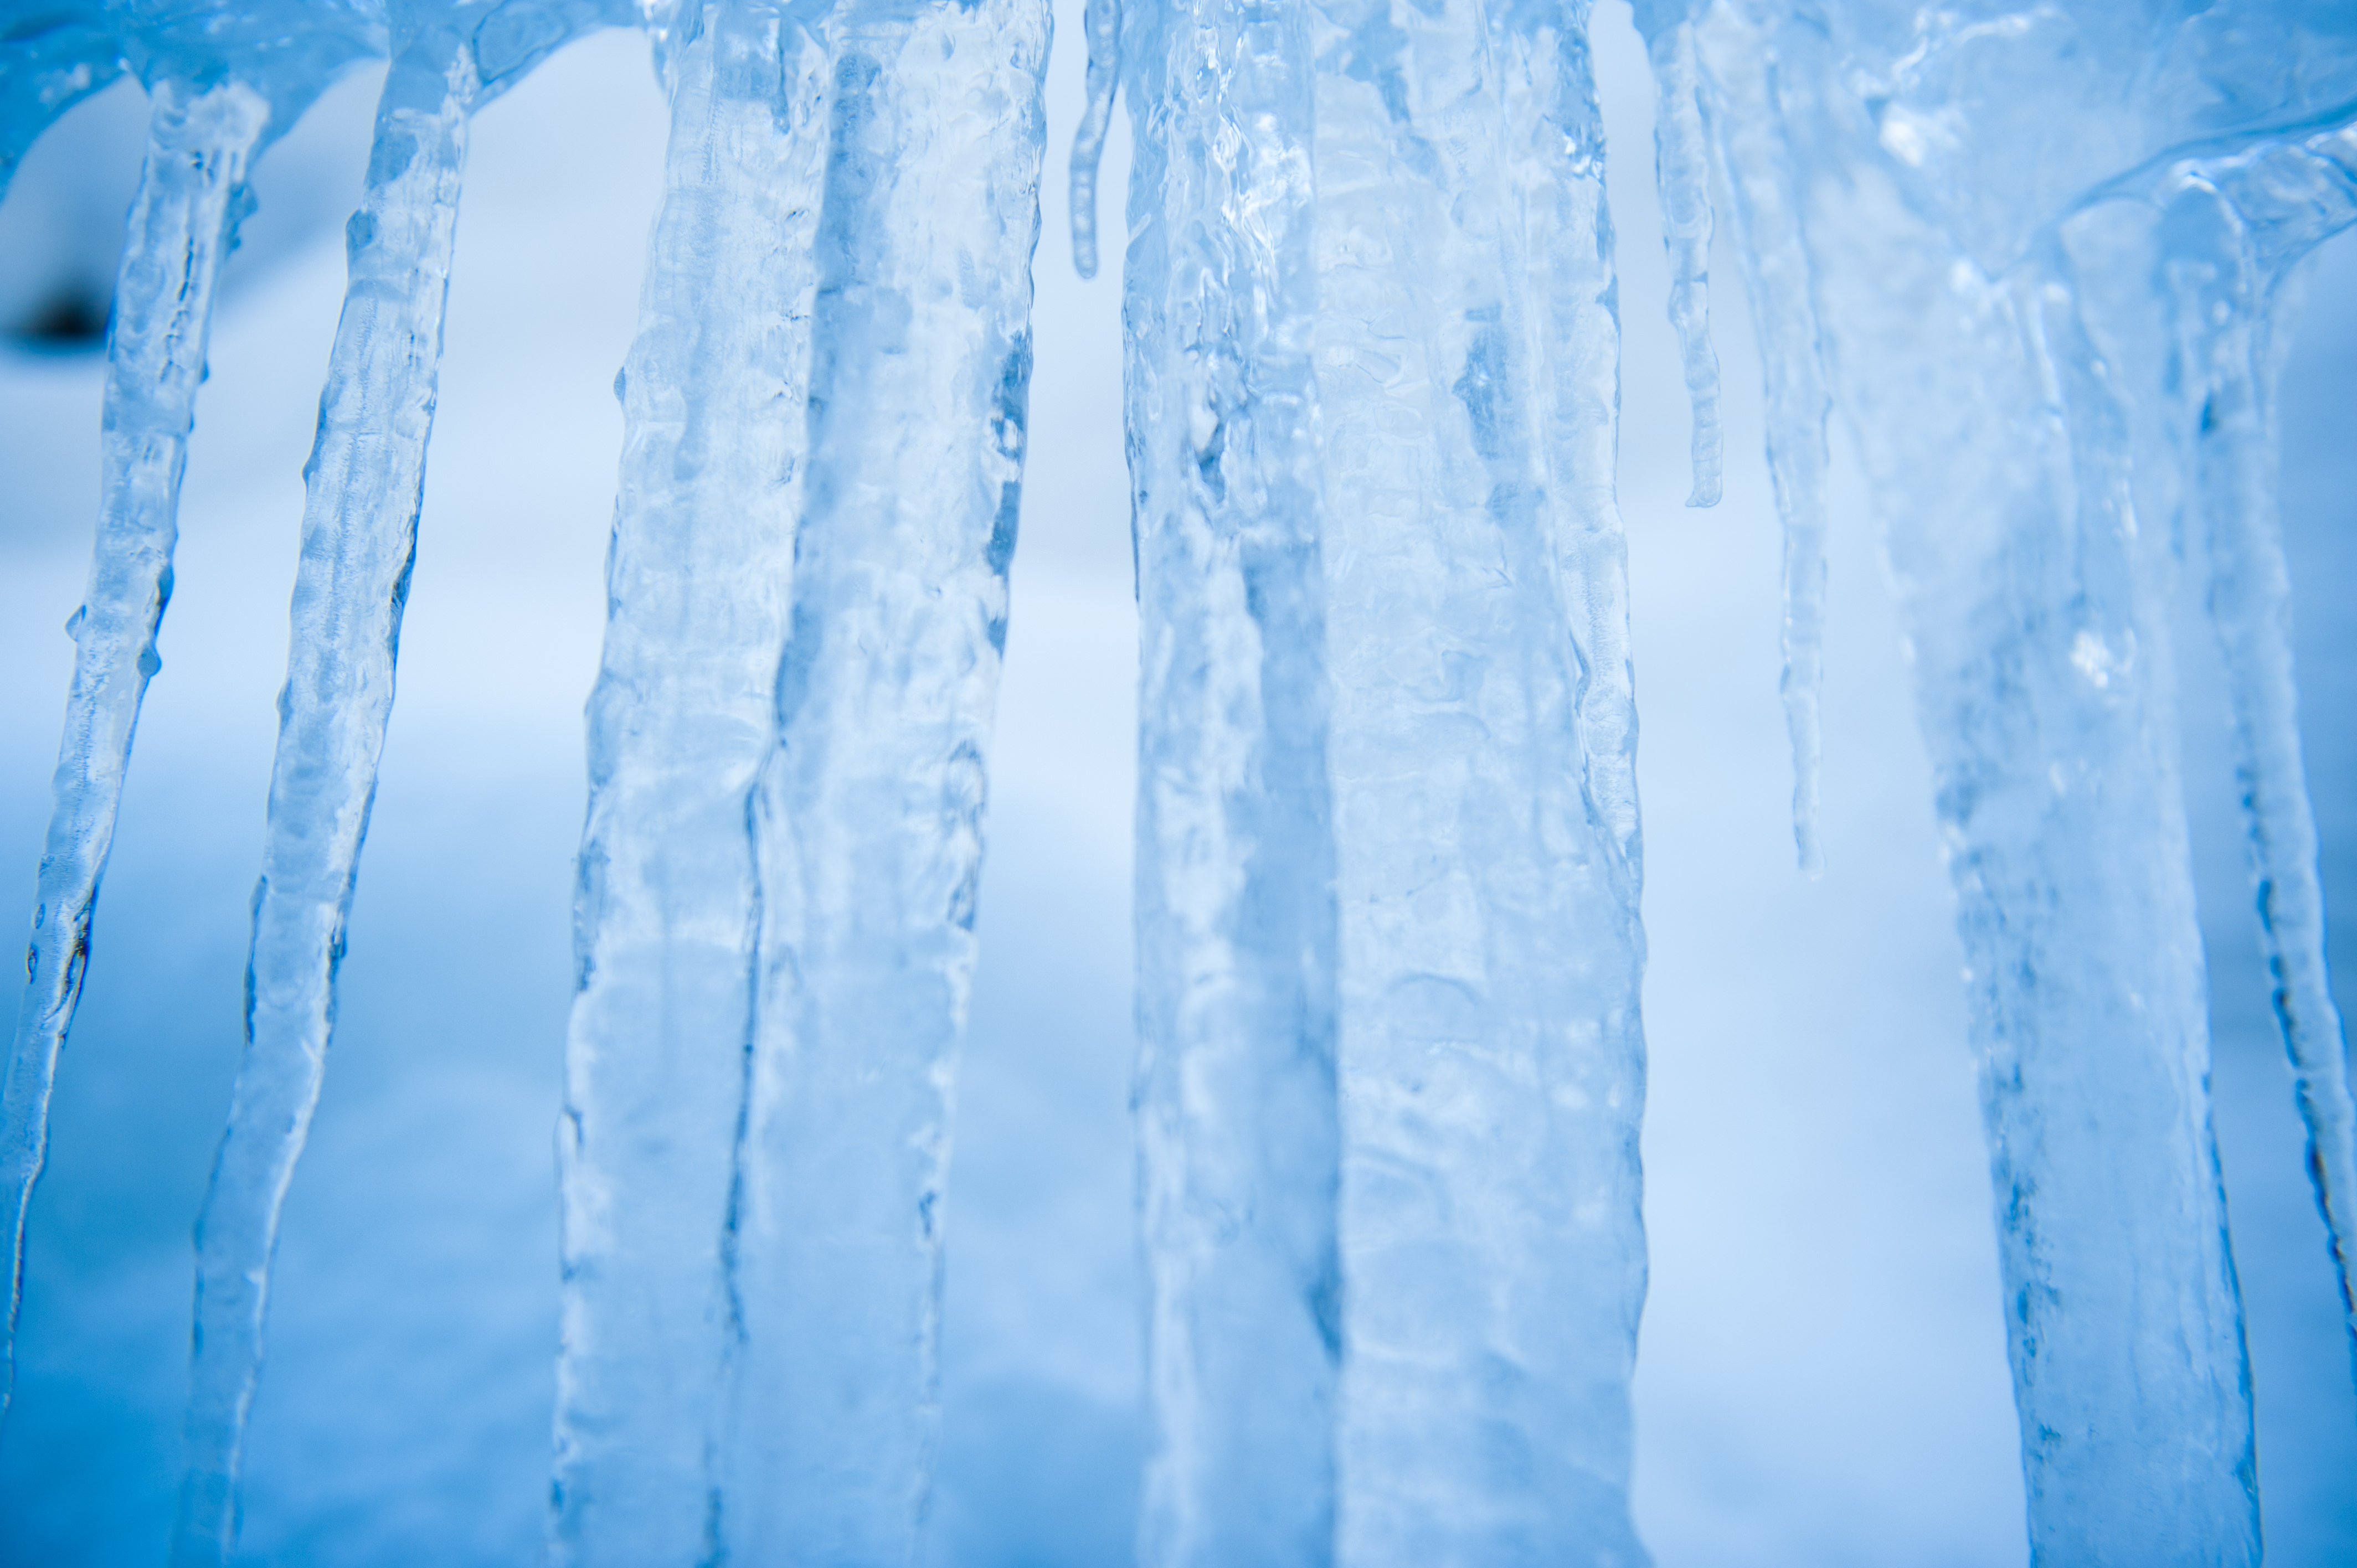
[552,0,1047,1560]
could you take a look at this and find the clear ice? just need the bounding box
[0,0,2351,1560]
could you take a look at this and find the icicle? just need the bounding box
[1311,0,1649,1557]
[0,72,269,1422]
[1636,6,1721,508]
[1120,0,1340,1559]
[714,0,1047,1556]
[1068,0,1119,278]
[554,1,1051,1553]
[2161,132,2357,1366]
[1691,7,1829,871]
[171,17,481,1563]
[550,2,837,1558]
[0,3,124,203]
[1729,19,2262,1540]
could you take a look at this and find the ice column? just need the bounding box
[552,4,835,1555]
[1119,0,1342,1559]
[1691,4,1829,873]
[1115,0,1650,1556]
[2154,123,2357,1358]
[173,6,615,1559]
[1310,0,1649,1560]
[1708,12,2260,1556]
[717,0,1046,1559]
[0,4,363,1414]
[553,0,1047,1557]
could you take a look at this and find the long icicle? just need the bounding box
[1637,7,1721,508]
[172,24,477,1562]
[1121,0,1342,1557]
[1692,6,1829,871]
[1067,0,1119,277]
[1314,0,1650,1556]
[0,73,268,1421]
[549,1,837,1556]
[714,0,1049,1552]
[2166,147,2357,1365]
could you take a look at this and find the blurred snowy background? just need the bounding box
[0,5,2349,1562]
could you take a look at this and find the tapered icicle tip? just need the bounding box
[1782,513,1828,876]
[1646,20,1723,508]
[1782,716,1819,872]
[1068,0,1120,279]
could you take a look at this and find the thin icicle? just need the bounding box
[1638,9,1721,508]
[2160,132,2357,1364]
[0,74,268,1422]
[1692,6,1829,871]
[1068,0,1119,277]
[172,18,480,1561]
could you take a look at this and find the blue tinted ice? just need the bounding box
[550,1,1048,1561]
[1693,0,2357,1557]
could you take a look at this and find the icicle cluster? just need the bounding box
[1,0,2351,1561]
[1686,0,2357,1559]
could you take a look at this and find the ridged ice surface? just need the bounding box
[552,0,1047,1559]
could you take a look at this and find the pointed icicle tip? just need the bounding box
[1069,0,1121,280]
[1646,19,1723,508]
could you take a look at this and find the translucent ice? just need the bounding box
[550,0,1047,1559]
[1115,0,1648,1558]
[1693,0,2357,1556]
[1,0,376,1425]
[172,4,622,1560]
[1116,0,1340,1557]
